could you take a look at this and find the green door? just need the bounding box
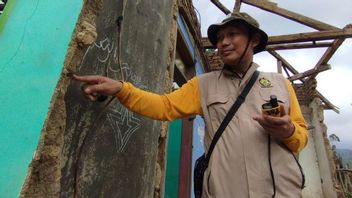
[164,119,182,198]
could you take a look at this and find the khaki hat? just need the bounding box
[207,12,268,54]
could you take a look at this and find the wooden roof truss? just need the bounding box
[203,0,352,112]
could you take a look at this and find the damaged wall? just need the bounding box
[302,97,337,198]
[21,0,176,197]
[295,80,338,198]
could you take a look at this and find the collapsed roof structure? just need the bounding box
[205,0,352,113]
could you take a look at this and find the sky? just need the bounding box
[193,0,352,149]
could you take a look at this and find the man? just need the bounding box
[72,12,307,197]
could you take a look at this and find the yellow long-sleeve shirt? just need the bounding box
[116,77,307,153]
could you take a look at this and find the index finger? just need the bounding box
[71,74,102,83]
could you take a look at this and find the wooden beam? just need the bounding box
[267,50,299,75]
[178,6,211,72]
[174,63,188,87]
[315,39,345,66]
[179,6,201,45]
[282,65,291,78]
[178,118,194,198]
[233,0,242,13]
[266,42,332,51]
[241,0,339,31]
[277,60,282,74]
[268,28,352,45]
[336,169,352,173]
[316,90,340,113]
[202,28,351,48]
[210,0,231,15]
[307,39,345,80]
[177,30,195,67]
[288,64,331,81]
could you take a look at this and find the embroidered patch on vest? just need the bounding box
[259,77,272,88]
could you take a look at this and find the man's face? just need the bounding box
[216,24,255,65]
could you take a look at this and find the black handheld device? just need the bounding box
[262,95,280,116]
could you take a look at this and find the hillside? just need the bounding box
[336,149,352,168]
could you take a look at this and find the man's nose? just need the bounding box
[219,36,230,47]
[223,35,233,45]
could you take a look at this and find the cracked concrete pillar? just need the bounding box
[20,0,176,197]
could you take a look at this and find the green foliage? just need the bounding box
[336,149,352,168]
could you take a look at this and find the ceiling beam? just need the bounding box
[233,0,242,13]
[268,28,352,45]
[241,0,339,31]
[288,64,331,81]
[306,38,345,81]
[204,0,342,113]
[201,27,352,48]
[267,50,299,76]
[210,0,231,15]
[316,91,340,113]
[266,42,332,51]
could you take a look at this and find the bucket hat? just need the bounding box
[207,12,268,54]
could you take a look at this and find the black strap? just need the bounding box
[205,70,260,162]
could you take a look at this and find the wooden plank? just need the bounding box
[288,64,331,81]
[202,37,334,50]
[179,6,211,72]
[266,42,332,51]
[267,50,299,75]
[282,65,291,78]
[307,38,345,80]
[174,64,188,87]
[241,0,339,31]
[233,0,242,13]
[177,30,195,68]
[336,169,352,173]
[316,91,339,113]
[179,6,201,43]
[277,60,282,74]
[178,118,194,198]
[210,0,231,15]
[202,28,352,48]
[268,52,338,111]
[268,29,352,45]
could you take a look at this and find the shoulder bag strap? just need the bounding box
[205,70,260,162]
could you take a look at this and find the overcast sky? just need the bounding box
[193,0,352,149]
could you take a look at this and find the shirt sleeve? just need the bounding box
[282,79,308,153]
[115,77,202,121]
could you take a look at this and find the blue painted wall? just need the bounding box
[0,0,82,197]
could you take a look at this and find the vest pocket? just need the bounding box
[206,94,229,106]
[206,94,230,119]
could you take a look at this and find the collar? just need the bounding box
[221,62,259,80]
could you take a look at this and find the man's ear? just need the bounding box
[251,33,261,49]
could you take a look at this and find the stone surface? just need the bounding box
[21,0,174,197]
[60,0,174,197]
